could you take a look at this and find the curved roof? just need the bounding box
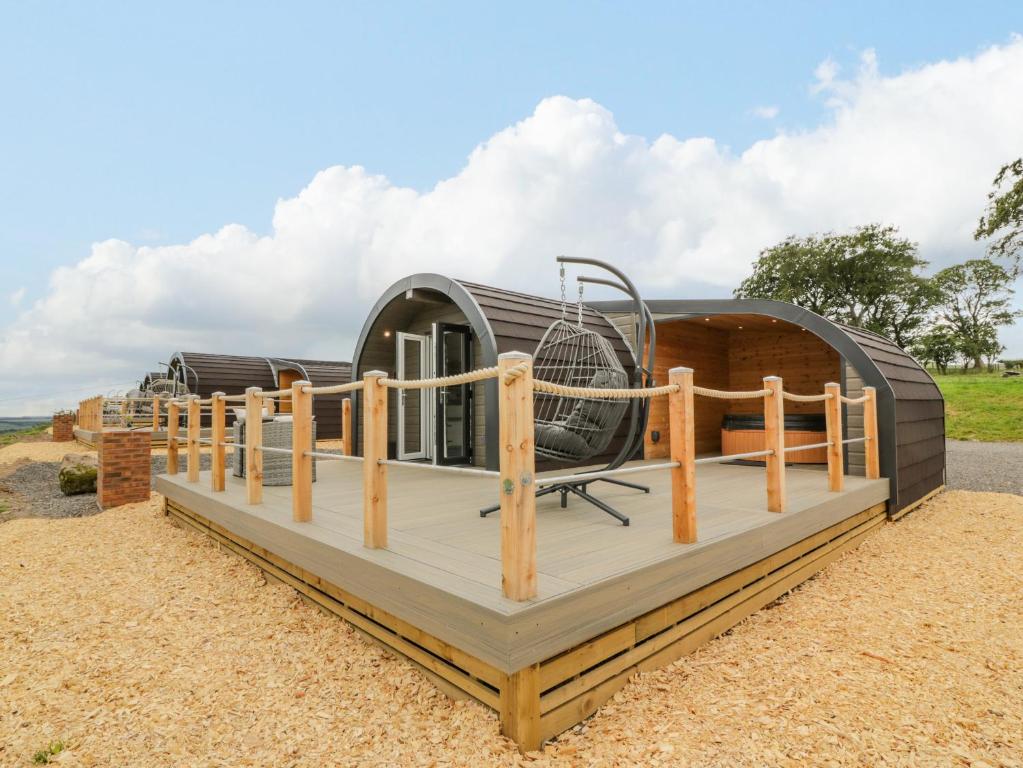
[169,352,352,439]
[588,297,945,513]
[351,274,636,471]
[352,274,634,372]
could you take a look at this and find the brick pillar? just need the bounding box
[52,412,75,442]
[98,429,151,509]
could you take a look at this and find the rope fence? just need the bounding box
[381,367,498,390]
[533,380,680,399]
[783,391,833,402]
[694,385,771,400]
[135,352,883,604]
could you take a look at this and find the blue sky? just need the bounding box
[1,2,1021,412]
[2,1,1020,316]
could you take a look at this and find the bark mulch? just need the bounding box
[0,489,1020,766]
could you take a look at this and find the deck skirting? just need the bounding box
[164,495,887,752]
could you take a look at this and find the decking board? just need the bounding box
[155,459,888,672]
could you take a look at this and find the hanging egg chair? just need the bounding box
[532,295,630,463]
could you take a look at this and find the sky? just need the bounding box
[1,1,1022,414]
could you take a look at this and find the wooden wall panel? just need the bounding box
[728,331,840,415]
[844,362,866,477]
[646,322,729,458]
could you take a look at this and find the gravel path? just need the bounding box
[0,455,219,523]
[946,439,1023,495]
[0,462,99,521]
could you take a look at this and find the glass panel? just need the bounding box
[442,331,466,459]
[402,338,422,454]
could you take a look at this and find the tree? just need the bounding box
[975,158,1023,272]
[933,257,1021,369]
[735,224,936,345]
[733,233,846,317]
[911,326,959,374]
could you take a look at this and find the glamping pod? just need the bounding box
[350,274,635,470]
[589,298,945,516]
[168,351,352,438]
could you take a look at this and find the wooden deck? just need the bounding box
[155,460,888,673]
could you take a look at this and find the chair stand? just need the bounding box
[479,477,646,526]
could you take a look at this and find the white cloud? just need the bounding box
[752,105,780,119]
[9,287,25,307]
[2,38,1023,413]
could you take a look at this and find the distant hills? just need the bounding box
[0,417,51,434]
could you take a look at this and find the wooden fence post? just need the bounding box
[763,376,786,513]
[187,395,200,483]
[863,386,880,480]
[500,665,541,752]
[265,396,275,417]
[825,382,843,492]
[152,396,160,431]
[362,371,388,548]
[668,366,697,542]
[499,352,537,601]
[292,381,313,522]
[211,392,226,492]
[120,399,128,428]
[246,387,263,505]
[167,401,180,475]
[340,398,352,456]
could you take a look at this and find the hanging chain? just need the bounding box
[577,281,584,326]
[559,265,567,320]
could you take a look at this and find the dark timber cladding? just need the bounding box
[589,298,946,516]
[349,274,635,471]
[169,352,352,438]
[838,324,945,510]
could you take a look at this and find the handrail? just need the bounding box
[533,380,680,399]
[539,462,680,486]
[783,441,832,453]
[783,391,833,402]
[379,367,499,389]
[694,386,771,400]
[160,357,882,605]
[694,449,774,465]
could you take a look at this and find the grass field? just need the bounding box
[932,372,1023,442]
[0,422,51,448]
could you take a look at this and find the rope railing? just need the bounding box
[694,449,774,465]
[841,394,869,405]
[502,361,530,384]
[694,385,771,400]
[783,441,832,454]
[539,461,681,486]
[258,389,292,398]
[158,354,882,605]
[532,380,680,399]
[782,391,833,403]
[380,367,499,390]
[302,381,364,395]
[379,459,498,478]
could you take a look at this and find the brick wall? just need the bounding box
[98,429,151,509]
[52,412,75,442]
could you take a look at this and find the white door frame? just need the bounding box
[396,332,430,460]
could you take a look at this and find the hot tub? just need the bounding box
[721,413,828,464]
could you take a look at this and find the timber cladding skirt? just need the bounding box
[163,497,887,752]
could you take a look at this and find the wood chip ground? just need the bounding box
[1,488,1020,766]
